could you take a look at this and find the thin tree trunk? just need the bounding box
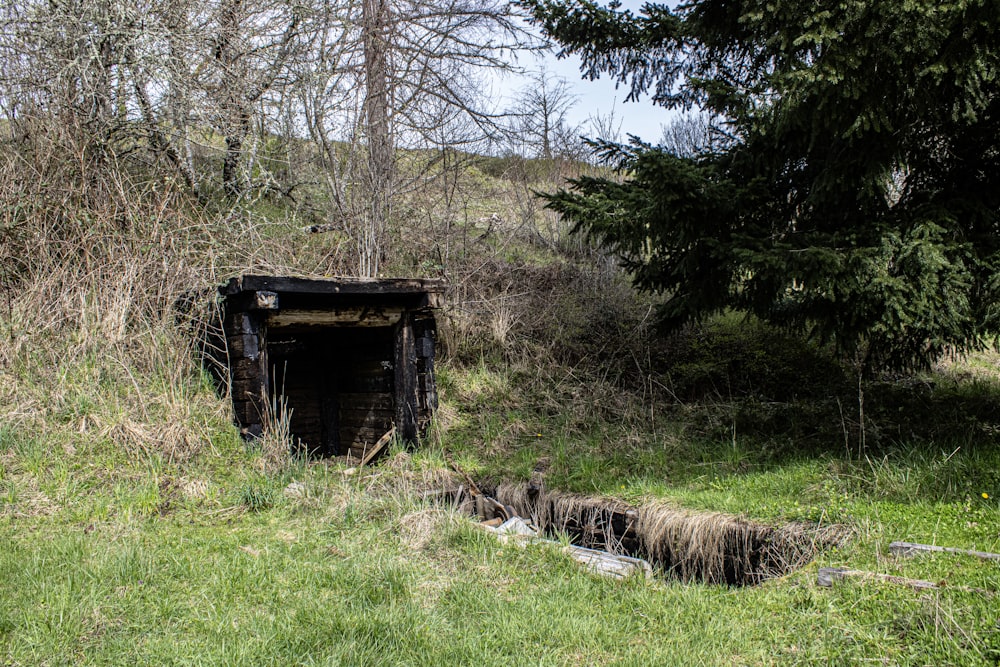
[362,0,393,277]
[217,0,248,199]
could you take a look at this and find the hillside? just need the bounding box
[2,136,999,664]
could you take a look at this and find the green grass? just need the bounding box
[420,319,1000,664]
[3,297,999,665]
[440,389,1000,560]
[2,134,998,664]
[2,435,998,666]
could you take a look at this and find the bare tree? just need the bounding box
[297,0,536,276]
[0,0,539,278]
[0,0,306,201]
[587,103,623,147]
[506,68,582,160]
[659,112,732,158]
[0,0,142,157]
[206,0,302,198]
[361,0,394,276]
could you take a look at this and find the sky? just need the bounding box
[526,48,675,143]
[502,0,678,144]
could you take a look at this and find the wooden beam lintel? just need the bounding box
[267,308,403,328]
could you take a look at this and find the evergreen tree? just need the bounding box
[522,0,1000,371]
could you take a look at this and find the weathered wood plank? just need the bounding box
[319,371,340,457]
[226,334,259,360]
[394,318,418,443]
[253,290,279,310]
[565,544,653,579]
[231,400,262,423]
[224,312,259,336]
[338,409,394,429]
[231,357,263,383]
[818,567,939,590]
[889,541,1000,562]
[341,366,392,380]
[263,339,307,357]
[359,427,396,466]
[339,404,394,416]
[221,290,279,313]
[267,308,402,328]
[339,426,398,443]
[818,567,995,595]
[337,392,394,409]
[337,374,392,393]
[225,275,445,297]
[415,336,434,358]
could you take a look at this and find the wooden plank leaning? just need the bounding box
[359,427,396,467]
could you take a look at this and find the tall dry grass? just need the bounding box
[0,114,641,466]
[0,121,282,462]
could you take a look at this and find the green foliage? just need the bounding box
[237,479,279,513]
[659,312,849,401]
[522,0,1000,372]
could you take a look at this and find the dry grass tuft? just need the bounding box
[0,131,232,461]
[396,507,463,553]
[179,477,210,499]
[255,395,297,474]
[366,452,461,500]
[493,481,633,552]
[638,502,850,584]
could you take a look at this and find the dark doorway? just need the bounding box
[268,326,395,458]
[219,275,442,460]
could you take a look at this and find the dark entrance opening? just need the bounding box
[219,275,443,460]
[268,326,396,458]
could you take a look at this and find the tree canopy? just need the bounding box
[521,0,1000,371]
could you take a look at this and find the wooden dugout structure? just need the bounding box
[220,275,443,459]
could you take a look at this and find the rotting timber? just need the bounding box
[220,275,444,460]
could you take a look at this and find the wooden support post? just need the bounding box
[818,567,995,595]
[319,365,340,457]
[224,311,267,439]
[818,567,940,590]
[394,314,418,443]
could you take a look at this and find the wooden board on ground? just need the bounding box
[889,541,1000,561]
[818,567,940,590]
[818,567,994,595]
[565,544,653,579]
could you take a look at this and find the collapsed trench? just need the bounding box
[448,481,848,586]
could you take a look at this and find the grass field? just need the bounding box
[1,140,998,664]
[2,438,998,666]
[2,326,999,665]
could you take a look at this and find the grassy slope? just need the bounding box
[1,152,999,665]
